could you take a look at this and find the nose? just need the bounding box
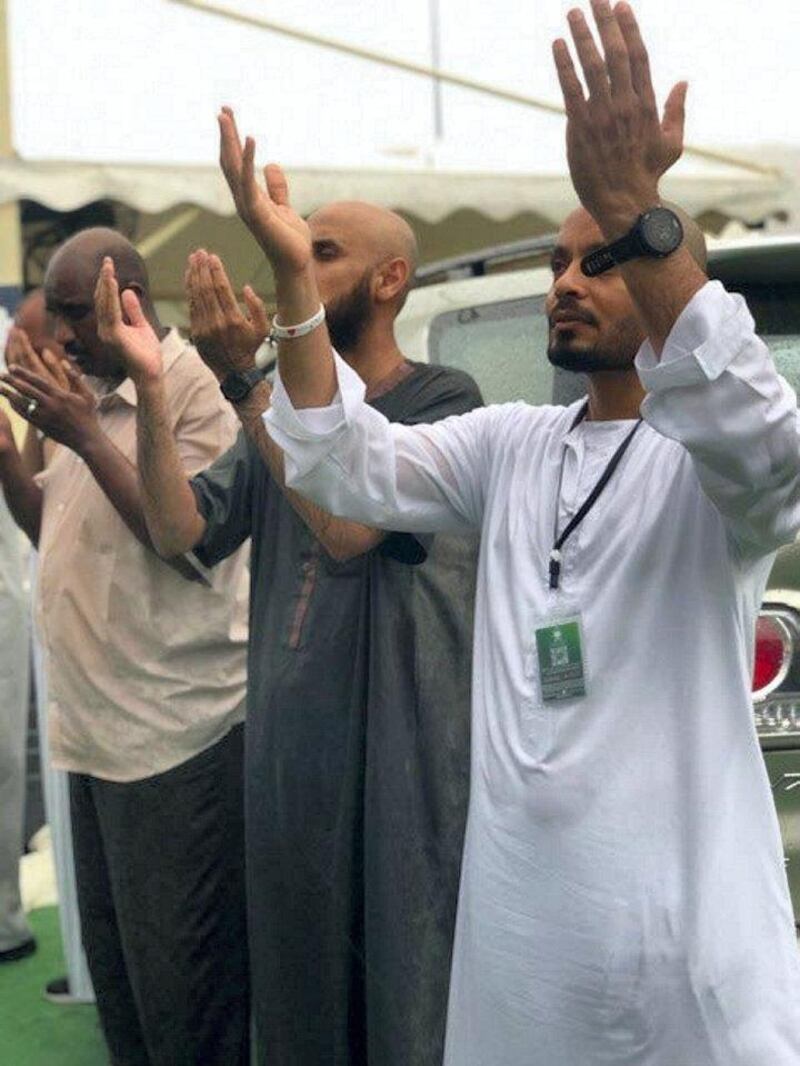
[552,257,589,302]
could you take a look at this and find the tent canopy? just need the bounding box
[6,154,797,316]
[0,155,793,228]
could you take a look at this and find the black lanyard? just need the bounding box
[549,405,642,590]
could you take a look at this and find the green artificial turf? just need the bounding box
[0,906,107,1066]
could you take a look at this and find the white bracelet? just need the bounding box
[269,303,326,344]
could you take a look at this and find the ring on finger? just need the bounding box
[26,398,38,416]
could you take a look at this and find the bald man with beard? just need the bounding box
[98,187,483,1065]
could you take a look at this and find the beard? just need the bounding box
[547,312,644,374]
[325,273,373,353]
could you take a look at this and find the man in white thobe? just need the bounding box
[264,3,800,1063]
[114,3,800,1061]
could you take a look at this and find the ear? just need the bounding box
[373,257,410,305]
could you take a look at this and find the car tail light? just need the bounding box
[753,612,793,701]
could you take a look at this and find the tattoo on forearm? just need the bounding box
[234,384,378,557]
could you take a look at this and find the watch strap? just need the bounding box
[219,366,264,403]
[581,229,644,277]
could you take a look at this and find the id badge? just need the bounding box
[534,614,587,702]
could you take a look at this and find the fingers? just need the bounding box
[3,326,24,369]
[567,8,611,106]
[661,80,688,153]
[186,250,219,336]
[42,348,71,390]
[195,251,223,327]
[61,360,94,400]
[0,385,31,420]
[95,258,122,335]
[2,368,52,404]
[590,0,633,99]
[218,107,245,208]
[241,136,269,219]
[615,2,657,111]
[5,366,56,400]
[264,164,290,208]
[208,254,240,320]
[218,107,244,174]
[8,327,44,376]
[243,285,270,337]
[553,38,588,119]
[120,288,148,328]
[185,252,206,333]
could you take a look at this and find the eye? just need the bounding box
[54,303,93,323]
[313,244,339,261]
[550,258,567,278]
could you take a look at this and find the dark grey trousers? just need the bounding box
[69,724,249,1066]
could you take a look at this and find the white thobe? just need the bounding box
[265,281,800,1065]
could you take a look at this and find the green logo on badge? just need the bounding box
[535,619,586,702]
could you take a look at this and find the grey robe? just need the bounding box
[191,362,481,1065]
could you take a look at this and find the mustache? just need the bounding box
[548,301,598,327]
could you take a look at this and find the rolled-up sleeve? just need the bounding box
[265,353,502,535]
[637,280,800,554]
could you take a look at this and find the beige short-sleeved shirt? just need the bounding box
[36,329,249,782]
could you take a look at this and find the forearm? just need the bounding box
[135,378,207,557]
[234,380,384,562]
[0,444,43,544]
[20,426,44,480]
[273,266,338,409]
[618,247,707,357]
[78,430,162,548]
[598,204,707,357]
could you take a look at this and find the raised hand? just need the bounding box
[218,107,312,276]
[553,1,687,236]
[95,257,163,385]
[185,249,270,381]
[6,326,70,389]
[0,359,100,454]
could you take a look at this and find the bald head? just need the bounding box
[305,201,419,353]
[46,227,150,298]
[309,201,418,304]
[310,201,418,265]
[43,228,154,379]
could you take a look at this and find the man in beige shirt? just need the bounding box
[0,229,250,1066]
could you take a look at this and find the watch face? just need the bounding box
[640,208,684,256]
[221,370,259,402]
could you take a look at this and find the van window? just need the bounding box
[428,296,557,406]
[766,336,800,392]
[734,281,800,395]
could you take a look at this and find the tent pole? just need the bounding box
[0,0,23,309]
[136,206,202,260]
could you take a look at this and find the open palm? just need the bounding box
[94,258,163,383]
[218,107,311,275]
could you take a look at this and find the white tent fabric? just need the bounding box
[0,156,794,227]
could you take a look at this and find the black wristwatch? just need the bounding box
[219,367,264,404]
[581,207,684,277]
